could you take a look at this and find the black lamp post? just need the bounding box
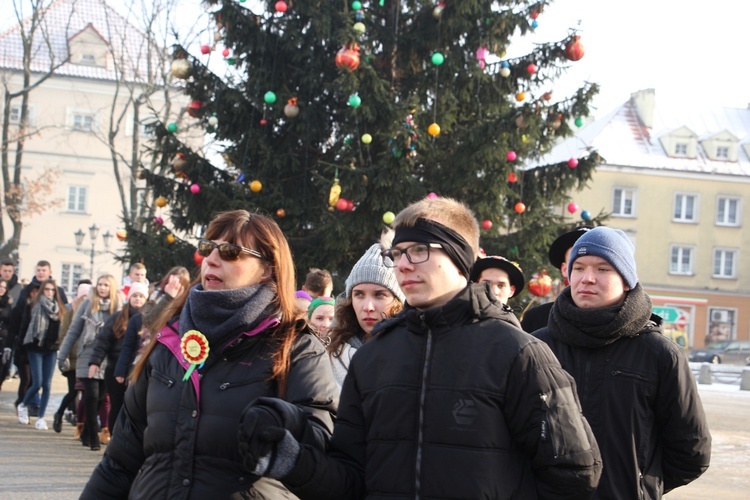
[74,224,113,277]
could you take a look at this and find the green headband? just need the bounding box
[307,297,335,318]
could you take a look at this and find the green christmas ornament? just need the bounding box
[348,94,362,107]
[167,122,178,133]
[264,91,277,104]
[226,56,236,66]
[431,52,445,66]
[352,1,362,10]
[575,116,584,127]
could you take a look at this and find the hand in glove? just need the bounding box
[2,347,11,365]
[58,357,70,373]
[238,399,304,479]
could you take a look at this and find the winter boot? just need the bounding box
[75,423,84,440]
[99,427,111,445]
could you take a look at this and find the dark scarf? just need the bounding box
[549,283,652,348]
[25,295,60,346]
[178,283,276,350]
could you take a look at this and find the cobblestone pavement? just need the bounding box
[1,370,748,498]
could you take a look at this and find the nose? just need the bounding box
[396,252,413,271]
[580,267,595,283]
[362,299,375,312]
[203,247,221,267]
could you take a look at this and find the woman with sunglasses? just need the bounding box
[82,210,338,499]
[58,274,122,450]
[17,279,65,430]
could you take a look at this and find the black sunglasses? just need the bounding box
[197,239,264,261]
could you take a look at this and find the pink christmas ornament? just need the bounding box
[476,46,489,69]
[190,183,201,194]
[567,202,579,214]
[427,192,438,199]
[567,158,579,168]
[506,151,517,162]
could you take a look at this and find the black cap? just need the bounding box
[548,226,594,269]
[470,256,525,298]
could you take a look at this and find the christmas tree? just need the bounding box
[127,0,603,292]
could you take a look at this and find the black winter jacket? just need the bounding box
[534,315,711,499]
[284,284,602,499]
[89,309,138,370]
[81,317,338,499]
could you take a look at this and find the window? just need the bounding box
[9,105,21,124]
[712,248,737,279]
[674,143,688,155]
[707,308,736,344]
[716,196,740,226]
[73,113,95,131]
[716,146,729,159]
[673,193,698,222]
[60,263,85,295]
[612,187,636,217]
[80,53,97,65]
[669,245,694,275]
[67,186,87,213]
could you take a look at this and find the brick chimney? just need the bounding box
[631,89,656,128]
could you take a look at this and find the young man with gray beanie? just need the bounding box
[237,197,603,498]
[534,226,711,499]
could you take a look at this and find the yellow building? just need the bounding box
[541,89,750,348]
[0,0,191,293]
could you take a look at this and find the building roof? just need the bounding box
[0,0,162,83]
[533,90,750,177]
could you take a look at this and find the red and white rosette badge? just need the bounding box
[180,330,210,381]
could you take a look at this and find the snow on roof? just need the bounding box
[531,94,750,177]
[0,0,163,83]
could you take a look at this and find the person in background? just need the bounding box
[294,290,312,313]
[114,266,190,383]
[326,235,405,389]
[307,297,335,346]
[533,227,711,499]
[57,274,122,451]
[17,279,65,430]
[81,210,338,498]
[53,281,92,434]
[301,267,333,299]
[237,196,602,498]
[88,281,149,442]
[0,278,14,391]
[119,262,148,301]
[0,259,23,303]
[521,226,592,333]
[470,255,525,329]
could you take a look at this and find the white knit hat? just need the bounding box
[128,281,150,300]
[345,243,405,303]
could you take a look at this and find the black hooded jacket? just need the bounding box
[283,284,603,499]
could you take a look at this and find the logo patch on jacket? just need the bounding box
[452,398,478,426]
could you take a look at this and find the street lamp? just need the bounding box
[74,224,113,278]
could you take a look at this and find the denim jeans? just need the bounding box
[22,349,57,418]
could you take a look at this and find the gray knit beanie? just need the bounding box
[345,243,405,303]
[569,227,638,289]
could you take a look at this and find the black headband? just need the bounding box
[392,218,475,278]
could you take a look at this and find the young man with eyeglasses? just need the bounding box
[237,196,603,499]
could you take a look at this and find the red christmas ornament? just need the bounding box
[276,208,286,218]
[567,158,579,168]
[514,202,526,214]
[531,10,540,20]
[153,216,164,226]
[260,118,267,126]
[275,1,288,13]
[116,229,127,241]
[335,45,361,72]
[567,202,579,214]
[526,63,537,74]
[187,100,203,118]
[482,219,493,230]
[528,270,552,297]
[336,198,349,211]
[507,172,518,183]
[565,36,585,61]
[222,47,230,58]
[506,150,517,162]
[200,45,211,55]
[542,91,553,101]
[193,249,204,267]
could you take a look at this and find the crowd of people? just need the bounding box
[0,200,712,499]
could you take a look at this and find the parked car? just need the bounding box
[688,340,750,365]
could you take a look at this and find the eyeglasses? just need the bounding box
[381,243,443,267]
[43,287,56,292]
[197,239,264,261]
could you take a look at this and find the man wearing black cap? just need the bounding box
[534,227,711,499]
[236,197,602,498]
[521,226,591,332]
[470,255,524,328]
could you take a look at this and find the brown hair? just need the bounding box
[32,279,66,312]
[393,197,481,256]
[131,210,303,395]
[327,293,403,357]
[304,268,332,297]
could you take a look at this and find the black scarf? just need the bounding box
[178,283,276,351]
[549,283,652,348]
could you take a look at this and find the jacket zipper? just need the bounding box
[612,370,651,383]
[151,371,174,387]
[414,315,433,500]
[218,377,265,390]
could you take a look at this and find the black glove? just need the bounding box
[238,398,307,478]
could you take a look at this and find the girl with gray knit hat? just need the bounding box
[327,231,405,389]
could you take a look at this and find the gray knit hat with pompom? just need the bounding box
[345,235,405,303]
